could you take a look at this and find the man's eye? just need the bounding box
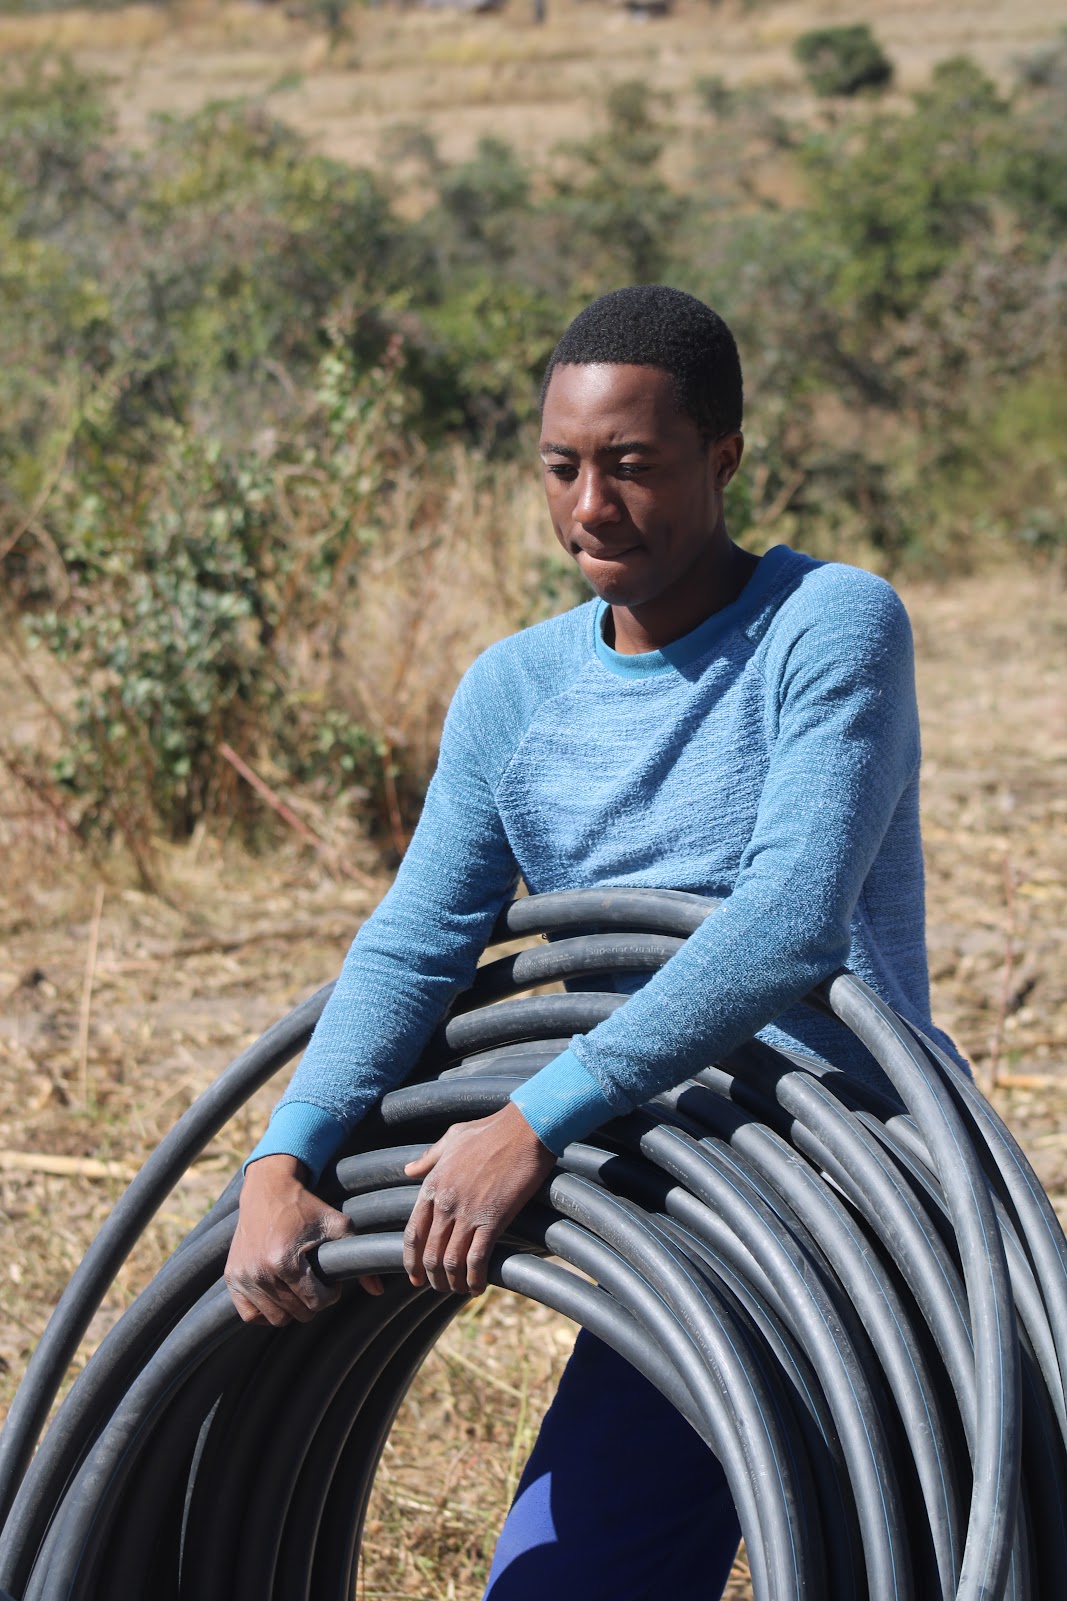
[617,463,648,478]
[545,463,576,478]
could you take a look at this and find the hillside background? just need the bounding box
[1,1,1065,1594]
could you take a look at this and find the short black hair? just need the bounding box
[541,285,743,442]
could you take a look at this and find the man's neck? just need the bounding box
[607,541,760,655]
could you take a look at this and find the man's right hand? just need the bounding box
[225,1153,384,1326]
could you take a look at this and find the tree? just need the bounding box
[793,25,893,98]
[802,59,1009,322]
[550,81,688,284]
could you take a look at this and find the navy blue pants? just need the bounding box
[482,1329,741,1600]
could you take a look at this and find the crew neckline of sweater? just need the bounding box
[591,543,796,680]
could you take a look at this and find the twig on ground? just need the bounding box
[0,1151,136,1181]
[0,745,74,836]
[994,1072,1062,1091]
[219,743,377,886]
[219,742,330,850]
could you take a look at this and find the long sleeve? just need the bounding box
[247,665,519,1180]
[511,581,922,1152]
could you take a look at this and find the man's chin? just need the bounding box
[576,553,652,608]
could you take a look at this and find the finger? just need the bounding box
[240,1255,325,1325]
[227,1285,270,1326]
[403,1140,442,1179]
[358,1274,385,1296]
[403,1194,434,1286]
[226,1275,293,1328]
[258,1272,322,1325]
[293,1259,342,1315]
[321,1205,355,1243]
[466,1225,498,1297]
[421,1209,457,1294]
[294,1239,346,1310]
[441,1218,477,1295]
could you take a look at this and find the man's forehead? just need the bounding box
[543,361,674,405]
[540,362,685,442]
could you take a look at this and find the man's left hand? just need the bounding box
[403,1102,556,1295]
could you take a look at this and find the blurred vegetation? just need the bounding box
[1,39,1065,857]
[792,24,893,98]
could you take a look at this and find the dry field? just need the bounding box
[1,562,1065,1595]
[0,0,1064,175]
[1,0,1066,1591]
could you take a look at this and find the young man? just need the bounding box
[227,285,960,1599]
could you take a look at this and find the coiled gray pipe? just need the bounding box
[0,889,1062,1600]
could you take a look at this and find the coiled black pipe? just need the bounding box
[0,888,1064,1601]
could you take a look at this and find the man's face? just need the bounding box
[539,362,742,612]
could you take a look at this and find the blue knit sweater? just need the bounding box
[248,544,961,1180]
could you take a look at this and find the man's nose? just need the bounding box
[574,467,622,527]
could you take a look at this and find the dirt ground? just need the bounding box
[1,563,1065,1595]
[1,0,1064,175]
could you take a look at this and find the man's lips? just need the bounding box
[572,541,644,561]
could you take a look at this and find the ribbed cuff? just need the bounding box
[510,1048,617,1155]
[244,1101,349,1187]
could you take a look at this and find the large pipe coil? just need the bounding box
[0,888,1064,1601]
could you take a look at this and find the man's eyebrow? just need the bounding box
[538,441,657,458]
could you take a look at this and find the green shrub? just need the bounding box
[0,51,121,235]
[793,25,893,98]
[436,137,531,265]
[550,81,687,284]
[415,278,565,447]
[926,371,1067,558]
[801,60,1011,322]
[1015,26,1067,92]
[694,75,736,119]
[304,0,356,49]
[32,441,288,839]
[26,337,412,843]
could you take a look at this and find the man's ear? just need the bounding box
[714,432,744,490]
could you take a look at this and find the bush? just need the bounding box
[1015,26,1067,92]
[26,336,412,843]
[550,81,687,284]
[435,137,531,265]
[693,75,736,119]
[801,60,1012,323]
[793,25,893,98]
[32,441,290,840]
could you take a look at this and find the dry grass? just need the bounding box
[903,569,1067,1205]
[329,454,553,832]
[1,561,1065,1597]
[360,1293,576,1597]
[0,0,1063,172]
